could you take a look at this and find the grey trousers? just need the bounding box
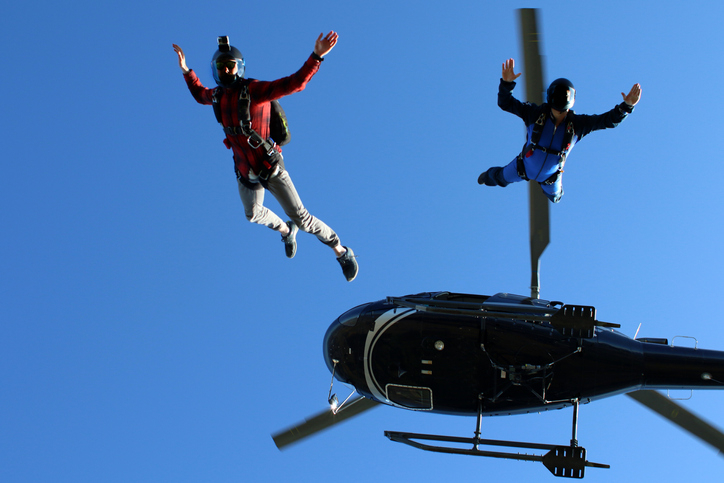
[237,168,340,248]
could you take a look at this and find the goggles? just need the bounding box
[215,60,237,70]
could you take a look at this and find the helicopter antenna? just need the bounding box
[519,8,550,299]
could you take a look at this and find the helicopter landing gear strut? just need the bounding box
[571,397,579,447]
[384,397,609,479]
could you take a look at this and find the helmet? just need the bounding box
[546,78,575,111]
[211,36,245,87]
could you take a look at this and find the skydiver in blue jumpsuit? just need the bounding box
[478,59,642,203]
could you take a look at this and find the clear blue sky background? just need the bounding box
[3,1,724,482]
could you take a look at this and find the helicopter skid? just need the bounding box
[385,398,608,479]
[384,430,608,478]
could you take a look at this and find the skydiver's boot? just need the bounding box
[337,247,358,282]
[281,221,298,259]
[477,167,509,187]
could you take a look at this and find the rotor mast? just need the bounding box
[519,8,550,299]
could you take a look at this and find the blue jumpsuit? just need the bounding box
[494,79,634,203]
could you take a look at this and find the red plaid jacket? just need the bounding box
[184,54,321,179]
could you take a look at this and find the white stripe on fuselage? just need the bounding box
[363,308,416,403]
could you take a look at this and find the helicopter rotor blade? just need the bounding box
[528,186,549,300]
[518,8,550,300]
[627,389,724,454]
[272,396,380,450]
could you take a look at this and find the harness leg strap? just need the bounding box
[515,155,529,181]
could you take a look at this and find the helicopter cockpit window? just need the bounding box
[386,384,433,410]
[337,303,368,327]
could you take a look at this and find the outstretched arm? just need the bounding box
[172,44,190,74]
[314,31,339,58]
[573,86,641,139]
[498,59,536,121]
[622,83,642,107]
[502,58,522,82]
[174,44,215,105]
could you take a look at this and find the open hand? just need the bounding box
[314,31,339,58]
[622,83,642,107]
[502,58,522,82]
[172,44,189,73]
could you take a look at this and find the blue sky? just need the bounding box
[3,1,724,481]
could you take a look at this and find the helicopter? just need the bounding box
[272,9,724,479]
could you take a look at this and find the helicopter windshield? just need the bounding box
[337,303,369,327]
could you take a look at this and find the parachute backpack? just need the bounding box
[211,35,291,147]
[269,101,291,146]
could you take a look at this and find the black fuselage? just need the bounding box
[323,292,724,416]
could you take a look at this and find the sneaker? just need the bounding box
[336,247,358,282]
[281,221,298,259]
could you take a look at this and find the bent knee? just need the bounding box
[246,206,265,223]
[292,214,319,234]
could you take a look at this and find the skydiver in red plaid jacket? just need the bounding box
[173,32,358,282]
